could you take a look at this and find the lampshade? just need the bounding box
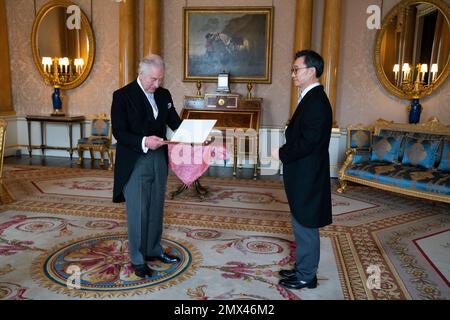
[402,63,410,72]
[42,57,52,66]
[393,64,400,72]
[74,58,84,67]
[58,57,69,67]
[431,64,438,73]
[420,64,428,73]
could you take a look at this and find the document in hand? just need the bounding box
[170,119,217,144]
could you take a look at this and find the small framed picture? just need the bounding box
[217,72,230,92]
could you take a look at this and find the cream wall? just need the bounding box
[337,0,450,127]
[162,0,295,127]
[5,0,118,117]
[4,0,450,128]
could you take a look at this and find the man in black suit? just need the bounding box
[111,54,182,278]
[272,50,333,289]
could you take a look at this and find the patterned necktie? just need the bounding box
[147,93,158,119]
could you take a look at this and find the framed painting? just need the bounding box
[183,7,274,83]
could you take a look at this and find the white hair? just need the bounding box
[138,54,165,75]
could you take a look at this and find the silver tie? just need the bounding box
[147,93,158,119]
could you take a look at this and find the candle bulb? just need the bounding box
[431,64,438,82]
[64,57,69,75]
[42,57,52,74]
[74,58,84,75]
[393,64,400,81]
[58,58,65,75]
[402,63,410,81]
[420,64,427,82]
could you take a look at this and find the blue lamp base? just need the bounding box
[408,99,422,124]
[51,87,65,116]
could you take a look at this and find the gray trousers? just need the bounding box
[291,216,320,282]
[123,148,167,265]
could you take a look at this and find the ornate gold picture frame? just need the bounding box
[183,7,274,83]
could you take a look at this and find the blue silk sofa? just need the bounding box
[337,118,450,204]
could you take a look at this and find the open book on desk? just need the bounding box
[166,119,217,144]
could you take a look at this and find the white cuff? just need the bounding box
[142,137,149,153]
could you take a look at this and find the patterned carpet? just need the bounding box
[0,165,448,300]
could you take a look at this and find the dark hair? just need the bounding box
[295,50,324,78]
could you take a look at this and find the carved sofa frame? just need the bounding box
[337,118,450,204]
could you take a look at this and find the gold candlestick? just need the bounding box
[247,83,253,99]
[196,81,202,97]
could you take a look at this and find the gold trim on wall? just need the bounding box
[118,0,137,87]
[290,0,313,116]
[0,0,14,115]
[321,0,342,127]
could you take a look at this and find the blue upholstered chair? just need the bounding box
[77,114,111,166]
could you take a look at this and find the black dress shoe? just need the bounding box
[279,275,317,289]
[145,253,180,264]
[279,269,296,279]
[131,263,153,278]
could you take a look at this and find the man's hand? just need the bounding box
[271,148,280,161]
[145,136,166,150]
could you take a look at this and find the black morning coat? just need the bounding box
[111,80,181,203]
[279,85,333,228]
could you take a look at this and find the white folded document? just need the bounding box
[169,119,217,144]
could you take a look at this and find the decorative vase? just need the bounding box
[51,87,64,116]
[408,99,422,124]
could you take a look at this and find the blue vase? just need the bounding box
[52,87,62,112]
[408,99,422,124]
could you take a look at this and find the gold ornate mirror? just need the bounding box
[31,0,95,91]
[374,0,450,102]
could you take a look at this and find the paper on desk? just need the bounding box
[170,119,217,144]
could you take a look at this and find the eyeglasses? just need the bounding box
[291,66,310,75]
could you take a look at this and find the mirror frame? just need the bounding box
[31,0,95,90]
[374,0,450,99]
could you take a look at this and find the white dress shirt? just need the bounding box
[297,82,321,105]
[137,77,159,153]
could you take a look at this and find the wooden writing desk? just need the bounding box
[181,95,262,177]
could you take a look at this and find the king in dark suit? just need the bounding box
[273,50,333,289]
[111,54,182,278]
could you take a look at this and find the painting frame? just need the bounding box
[183,7,274,84]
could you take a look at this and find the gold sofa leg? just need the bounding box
[337,179,347,193]
[337,152,353,194]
